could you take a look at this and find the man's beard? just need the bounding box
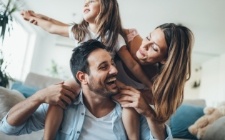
[88,82,118,98]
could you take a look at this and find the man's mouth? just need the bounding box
[106,77,117,85]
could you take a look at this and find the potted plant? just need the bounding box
[0,0,18,87]
[0,0,17,42]
[0,50,12,87]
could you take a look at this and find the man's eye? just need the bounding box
[100,66,107,70]
[111,61,115,66]
[146,36,150,41]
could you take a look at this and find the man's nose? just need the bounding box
[109,65,118,75]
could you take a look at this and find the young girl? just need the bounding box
[21,0,150,139]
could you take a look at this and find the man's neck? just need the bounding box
[82,90,116,118]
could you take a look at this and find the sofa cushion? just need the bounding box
[169,104,204,139]
[24,72,63,89]
[0,87,25,120]
[11,82,39,98]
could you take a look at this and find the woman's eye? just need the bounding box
[152,45,158,52]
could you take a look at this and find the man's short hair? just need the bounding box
[70,39,107,84]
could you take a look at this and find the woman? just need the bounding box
[119,23,193,123]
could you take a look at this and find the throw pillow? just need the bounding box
[11,82,39,98]
[169,104,204,139]
[202,116,225,140]
[0,87,25,120]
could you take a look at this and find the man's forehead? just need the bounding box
[87,49,112,65]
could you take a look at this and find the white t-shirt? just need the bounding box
[68,26,126,53]
[78,107,117,140]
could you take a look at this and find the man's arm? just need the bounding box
[6,82,77,126]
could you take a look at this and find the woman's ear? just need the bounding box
[76,71,87,84]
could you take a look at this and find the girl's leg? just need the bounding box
[43,105,63,140]
[122,108,140,140]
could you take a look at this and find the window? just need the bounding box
[1,20,33,81]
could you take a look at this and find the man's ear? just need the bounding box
[76,71,87,84]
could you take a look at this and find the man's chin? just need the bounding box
[108,88,119,96]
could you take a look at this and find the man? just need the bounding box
[0,40,172,140]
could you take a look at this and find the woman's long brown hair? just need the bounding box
[152,23,194,123]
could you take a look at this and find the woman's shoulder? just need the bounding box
[123,28,139,42]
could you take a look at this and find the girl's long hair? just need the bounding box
[152,23,194,123]
[72,0,126,52]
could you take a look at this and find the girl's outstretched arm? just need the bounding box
[21,10,69,37]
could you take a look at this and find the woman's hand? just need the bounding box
[115,86,156,118]
[35,82,78,109]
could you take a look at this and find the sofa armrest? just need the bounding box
[182,99,206,107]
[24,72,63,89]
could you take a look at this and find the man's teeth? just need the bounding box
[106,77,116,83]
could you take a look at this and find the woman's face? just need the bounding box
[136,28,168,65]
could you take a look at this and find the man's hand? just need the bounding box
[36,82,78,109]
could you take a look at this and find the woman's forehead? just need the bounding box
[150,28,168,52]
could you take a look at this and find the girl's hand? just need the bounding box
[21,10,35,21]
[115,86,156,118]
[35,82,78,109]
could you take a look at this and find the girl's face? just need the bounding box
[136,28,168,65]
[83,0,101,23]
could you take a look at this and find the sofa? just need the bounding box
[0,72,62,140]
[0,72,225,140]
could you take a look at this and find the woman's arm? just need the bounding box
[21,10,69,37]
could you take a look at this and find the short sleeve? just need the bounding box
[68,25,79,47]
[68,25,75,40]
[114,34,126,52]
